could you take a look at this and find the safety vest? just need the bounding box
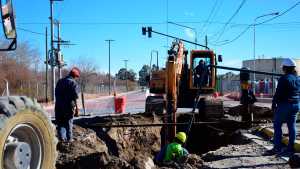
[163,142,184,162]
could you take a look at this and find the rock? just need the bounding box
[130,155,156,169]
[105,156,132,169]
[289,153,300,168]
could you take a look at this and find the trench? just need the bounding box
[176,113,252,155]
[57,113,254,168]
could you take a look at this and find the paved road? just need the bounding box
[44,90,146,117]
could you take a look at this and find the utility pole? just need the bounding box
[45,27,48,102]
[105,39,114,95]
[205,35,208,48]
[49,0,63,101]
[56,21,62,79]
[123,59,129,92]
[151,50,159,70]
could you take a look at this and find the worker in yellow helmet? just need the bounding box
[155,132,189,164]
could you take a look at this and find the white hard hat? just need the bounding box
[281,58,296,67]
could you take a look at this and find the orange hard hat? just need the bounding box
[70,67,80,77]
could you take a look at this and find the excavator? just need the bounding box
[145,39,224,141]
[0,1,57,169]
[146,39,224,115]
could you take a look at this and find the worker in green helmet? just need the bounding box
[163,132,189,162]
[155,132,189,164]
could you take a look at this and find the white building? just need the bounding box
[242,58,300,81]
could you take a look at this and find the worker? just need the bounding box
[155,132,189,164]
[55,67,80,142]
[270,58,300,156]
[194,60,208,87]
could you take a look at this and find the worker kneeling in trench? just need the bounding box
[155,132,189,165]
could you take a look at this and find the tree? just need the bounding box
[127,69,137,81]
[138,65,150,86]
[70,56,98,92]
[116,68,136,81]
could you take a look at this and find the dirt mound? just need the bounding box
[56,114,207,169]
[56,126,109,169]
[107,115,161,162]
[228,105,273,119]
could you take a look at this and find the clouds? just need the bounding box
[185,28,195,39]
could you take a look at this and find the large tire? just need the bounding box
[0,96,57,169]
[145,96,164,115]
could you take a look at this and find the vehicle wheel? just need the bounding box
[0,96,57,169]
[145,96,164,114]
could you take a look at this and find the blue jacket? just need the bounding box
[273,74,300,104]
[55,75,79,119]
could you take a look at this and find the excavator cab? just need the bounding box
[0,0,17,51]
[189,50,216,91]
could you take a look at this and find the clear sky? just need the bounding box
[9,0,300,75]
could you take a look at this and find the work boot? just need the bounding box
[264,148,281,156]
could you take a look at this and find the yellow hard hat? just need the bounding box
[176,132,187,143]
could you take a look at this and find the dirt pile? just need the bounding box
[56,114,207,169]
[56,126,109,169]
[228,104,273,119]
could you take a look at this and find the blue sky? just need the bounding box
[10,0,300,75]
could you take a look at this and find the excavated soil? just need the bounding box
[56,114,205,169]
[55,107,289,169]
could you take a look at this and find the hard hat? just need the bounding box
[281,58,296,67]
[175,132,187,143]
[70,67,80,77]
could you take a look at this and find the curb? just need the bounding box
[258,126,300,153]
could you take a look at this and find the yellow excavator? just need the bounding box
[0,1,57,169]
[145,39,224,140]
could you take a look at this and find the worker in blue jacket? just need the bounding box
[271,58,300,156]
[55,67,80,142]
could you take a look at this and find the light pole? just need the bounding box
[123,59,129,92]
[105,39,114,95]
[253,12,279,83]
[151,50,159,70]
[168,21,197,49]
[2,79,9,96]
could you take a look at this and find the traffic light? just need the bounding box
[142,27,146,36]
[147,27,152,38]
[142,27,152,38]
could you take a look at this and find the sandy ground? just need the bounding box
[202,138,289,169]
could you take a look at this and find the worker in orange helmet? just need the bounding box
[55,67,80,142]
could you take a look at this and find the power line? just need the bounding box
[212,1,300,46]
[198,0,219,38]
[17,27,45,36]
[17,21,300,26]
[213,0,247,42]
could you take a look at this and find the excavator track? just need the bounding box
[0,96,57,169]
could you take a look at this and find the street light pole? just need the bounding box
[253,12,279,83]
[168,21,197,49]
[123,59,129,92]
[151,50,159,70]
[105,39,114,95]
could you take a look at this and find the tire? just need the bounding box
[0,96,57,169]
[145,96,164,115]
